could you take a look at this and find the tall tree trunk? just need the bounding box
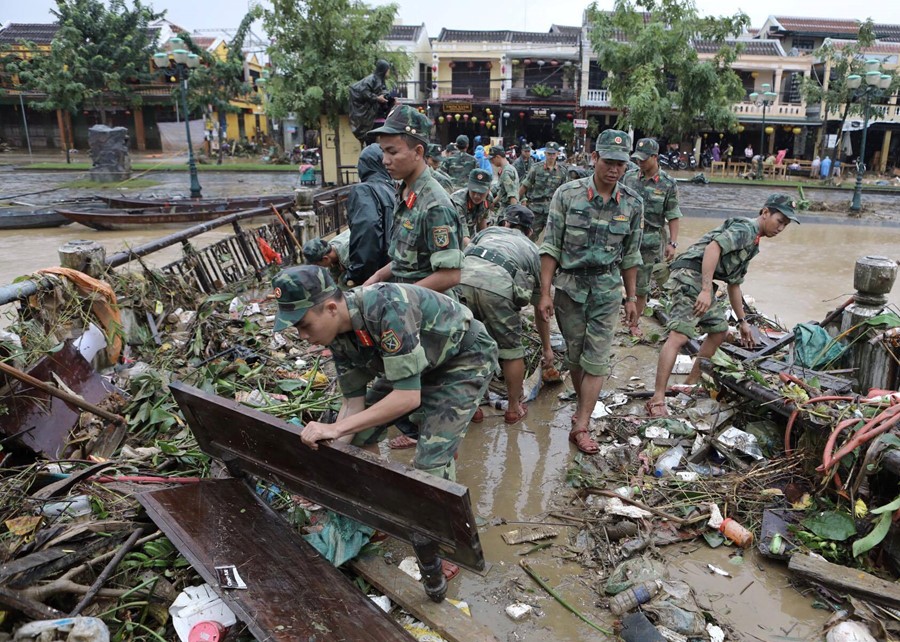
[64,111,74,160]
[57,109,70,164]
[333,114,343,187]
[217,112,227,165]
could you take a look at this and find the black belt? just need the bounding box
[465,246,519,279]
[670,257,701,273]
[562,264,616,277]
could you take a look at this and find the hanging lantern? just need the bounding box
[519,111,525,118]
[501,65,506,74]
[765,126,774,134]
[737,124,745,133]
[485,108,492,114]
[491,124,497,130]
[792,127,802,135]
[523,59,531,65]
[719,132,724,138]
[550,60,559,66]
[511,59,521,65]
[463,114,470,120]
[480,120,486,126]
[449,61,456,69]
[485,62,492,70]
[703,133,708,138]
[455,114,461,121]
[536,60,546,67]
[567,113,573,119]
[438,116,445,123]
[432,64,438,73]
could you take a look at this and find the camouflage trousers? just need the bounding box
[392,275,459,302]
[636,228,669,297]
[554,285,620,377]
[662,268,729,339]
[458,283,525,360]
[353,320,498,481]
[529,204,550,239]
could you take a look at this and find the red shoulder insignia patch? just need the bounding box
[355,329,375,347]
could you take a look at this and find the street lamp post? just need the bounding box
[153,38,202,198]
[848,60,894,213]
[749,83,777,180]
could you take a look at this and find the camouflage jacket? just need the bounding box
[521,162,569,208]
[442,152,478,191]
[329,229,351,283]
[671,217,761,285]
[461,226,541,306]
[621,168,682,230]
[539,177,644,303]
[489,163,519,209]
[512,155,537,181]
[429,166,454,194]
[331,283,480,396]
[390,169,464,281]
[450,188,489,239]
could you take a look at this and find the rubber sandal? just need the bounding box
[388,435,418,450]
[471,407,484,423]
[504,404,528,425]
[569,428,599,454]
[645,400,669,418]
[441,560,460,582]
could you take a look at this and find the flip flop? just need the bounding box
[569,428,599,454]
[504,404,528,425]
[470,407,484,423]
[645,400,669,418]
[441,560,460,582]
[388,435,418,450]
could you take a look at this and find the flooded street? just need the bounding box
[1,166,898,640]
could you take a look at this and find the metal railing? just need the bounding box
[732,102,805,118]
[313,185,353,239]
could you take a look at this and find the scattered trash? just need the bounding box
[707,623,726,642]
[591,400,611,419]
[368,594,392,613]
[14,617,110,642]
[672,354,694,374]
[605,556,666,595]
[502,525,559,545]
[505,602,533,621]
[214,565,247,590]
[825,621,877,642]
[398,556,423,581]
[609,579,662,615]
[654,445,685,477]
[706,564,731,577]
[719,517,754,548]
[619,611,665,641]
[169,584,237,642]
[715,426,765,461]
[40,494,93,518]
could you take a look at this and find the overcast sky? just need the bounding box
[4,0,900,35]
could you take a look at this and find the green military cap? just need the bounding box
[521,143,532,152]
[503,204,534,229]
[446,142,458,152]
[426,144,443,160]
[544,141,560,154]
[272,266,338,331]
[467,168,492,194]
[455,134,470,147]
[764,194,801,224]
[302,238,330,264]
[368,105,431,143]
[595,129,631,161]
[489,145,506,157]
[631,138,660,161]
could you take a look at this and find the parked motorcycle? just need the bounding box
[659,149,686,170]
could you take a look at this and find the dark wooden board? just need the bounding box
[168,381,485,573]
[789,553,900,609]
[138,479,413,642]
[350,555,499,642]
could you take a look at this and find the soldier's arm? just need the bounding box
[419,205,464,292]
[363,261,393,286]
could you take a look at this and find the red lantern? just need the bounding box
[501,65,506,74]
[432,64,438,73]
[551,60,559,66]
[463,114,470,120]
[519,111,525,118]
[567,113,573,119]
[523,59,531,65]
[449,61,456,69]
[480,120,486,126]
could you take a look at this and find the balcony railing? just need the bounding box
[825,103,900,124]
[584,89,610,106]
[732,102,805,119]
[505,87,576,102]
[437,87,502,101]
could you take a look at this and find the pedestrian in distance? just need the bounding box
[645,195,800,417]
[519,141,568,239]
[538,130,644,454]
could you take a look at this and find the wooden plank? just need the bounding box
[0,586,64,620]
[351,555,499,642]
[168,381,485,573]
[138,479,413,642]
[789,553,900,609]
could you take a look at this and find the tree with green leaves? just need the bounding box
[587,0,749,143]
[178,7,262,164]
[263,0,407,183]
[10,0,162,162]
[801,20,880,159]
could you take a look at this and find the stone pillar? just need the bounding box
[774,69,783,103]
[59,240,107,279]
[880,130,892,174]
[89,125,132,183]
[133,108,146,151]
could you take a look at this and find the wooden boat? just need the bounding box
[99,194,294,210]
[55,202,292,231]
[0,207,72,230]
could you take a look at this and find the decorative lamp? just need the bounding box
[503,111,510,118]
[846,74,862,89]
[865,70,881,86]
[153,53,169,68]
[749,91,759,102]
[765,126,774,134]
[792,127,802,134]
[172,49,189,65]
[167,37,184,51]
[438,116,445,123]
[187,53,200,69]
[865,58,880,73]
[880,74,892,89]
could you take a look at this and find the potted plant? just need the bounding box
[531,84,555,98]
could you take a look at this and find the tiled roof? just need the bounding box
[828,39,900,54]
[0,23,59,45]
[694,38,784,56]
[192,36,217,49]
[769,17,859,35]
[549,25,581,35]
[389,24,423,42]
[874,23,900,42]
[436,29,577,45]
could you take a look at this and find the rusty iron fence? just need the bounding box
[312,185,353,238]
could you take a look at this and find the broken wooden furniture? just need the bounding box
[136,382,490,639]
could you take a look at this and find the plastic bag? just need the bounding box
[793,322,844,369]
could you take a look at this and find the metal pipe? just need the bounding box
[177,65,202,198]
[0,277,54,307]
[850,90,871,213]
[18,92,32,160]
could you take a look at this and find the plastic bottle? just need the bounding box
[609,579,663,616]
[719,517,754,548]
[653,445,685,477]
[686,462,727,477]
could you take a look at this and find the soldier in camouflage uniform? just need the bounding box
[450,168,492,246]
[365,105,466,449]
[442,134,477,191]
[539,130,643,454]
[303,230,351,287]
[458,205,551,424]
[621,138,683,337]
[520,141,569,238]
[512,143,537,182]
[426,144,454,194]
[488,146,519,218]
[273,265,498,482]
[646,195,799,417]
